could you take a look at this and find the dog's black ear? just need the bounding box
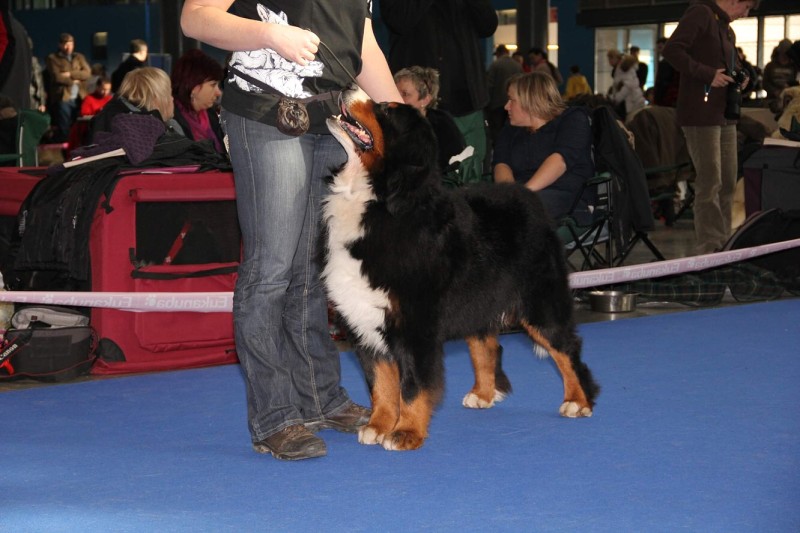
[372,103,442,214]
[381,104,439,171]
[383,165,441,215]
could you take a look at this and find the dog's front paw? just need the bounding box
[559,401,593,418]
[358,425,383,445]
[462,389,507,409]
[462,391,495,409]
[382,430,425,451]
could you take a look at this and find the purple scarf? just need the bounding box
[176,100,222,152]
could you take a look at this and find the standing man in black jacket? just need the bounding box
[381,0,498,184]
[486,44,522,147]
[111,39,149,93]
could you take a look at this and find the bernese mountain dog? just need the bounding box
[322,87,599,451]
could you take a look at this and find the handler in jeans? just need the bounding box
[181,0,402,461]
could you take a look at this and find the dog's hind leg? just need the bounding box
[358,360,402,446]
[462,335,512,409]
[521,322,599,418]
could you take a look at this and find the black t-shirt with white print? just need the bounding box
[223,0,371,133]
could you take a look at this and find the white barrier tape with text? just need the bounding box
[2,237,800,312]
[568,237,800,289]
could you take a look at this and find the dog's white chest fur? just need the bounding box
[322,164,390,355]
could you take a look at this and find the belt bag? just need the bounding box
[228,66,341,136]
[1,306,96,382]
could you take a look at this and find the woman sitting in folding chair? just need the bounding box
[492,71,595,224]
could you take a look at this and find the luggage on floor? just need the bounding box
[89,170,240,375]
[742,144,800,216]
[0,305,96,382]
[613,208,800,306]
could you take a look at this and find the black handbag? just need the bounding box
[0,306,97,382]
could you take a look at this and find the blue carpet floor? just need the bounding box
[2,299,799,532]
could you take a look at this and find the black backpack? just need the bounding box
[619,208,800,306]
[723,208,800,293]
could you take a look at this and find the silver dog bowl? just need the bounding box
[588,290,637,313]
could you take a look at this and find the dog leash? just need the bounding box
[316,39,360,87]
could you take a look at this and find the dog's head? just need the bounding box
[327,86,440,205]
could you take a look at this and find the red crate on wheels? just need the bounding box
[0,168,44,216]
[89,170,240,375]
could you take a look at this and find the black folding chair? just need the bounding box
[646,161,694,226]
[558,172,612,271]
[592,106,665,266]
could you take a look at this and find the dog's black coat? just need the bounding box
[323,93,598,449]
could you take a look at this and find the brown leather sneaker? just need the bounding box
[305,402,372,434]
[253,424,327,460]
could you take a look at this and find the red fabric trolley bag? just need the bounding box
[89,170,240,374]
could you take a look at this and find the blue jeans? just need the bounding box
[56,99,78,142]
[221,110,352,442]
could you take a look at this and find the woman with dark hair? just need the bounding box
[171,49,225,152]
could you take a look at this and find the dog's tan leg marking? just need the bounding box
[383,391,434,451]
[359,361,401,445]
[522,324,593,418]
[463,336,501,408]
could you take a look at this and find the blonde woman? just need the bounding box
[492,71,595,224]
[89,66,175,142]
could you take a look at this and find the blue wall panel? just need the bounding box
[15,6,161,75]
[552,0,596,92]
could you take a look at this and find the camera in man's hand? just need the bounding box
[724,69,747,120]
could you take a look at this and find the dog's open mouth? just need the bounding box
[335,99,374,151]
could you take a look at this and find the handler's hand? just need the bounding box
[270,25,320,66]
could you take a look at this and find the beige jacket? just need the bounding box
[45,51,91,103]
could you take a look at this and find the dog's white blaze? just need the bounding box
[322,161,390,356]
